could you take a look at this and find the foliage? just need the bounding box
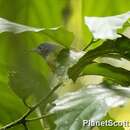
[0,1,130,130]
[50,85,130,130]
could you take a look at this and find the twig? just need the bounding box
[23,100,32,109]
[27,113,53,122]
[0,82,62,130]
[23,122,28,130]
[0,118,23,130]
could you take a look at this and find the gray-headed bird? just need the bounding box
[33,43,63,71]
[33,42,84,75]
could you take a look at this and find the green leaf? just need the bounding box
[96,57,130,71]
[0,1,68,129]
[0,17,74,47]
[117,20,130,38]
[0,16,73,102]
[9,66,49,101]
[68,36,130,81]
[68,39,117,81]
[0,17,43,33]
[82,63,130,86]
[0,64,27,129]
[50,84,130,130]
[85,12,130,40]
[42,27,74,48]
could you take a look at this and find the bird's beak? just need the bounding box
[31,48,38,52]
[23,48,39,54]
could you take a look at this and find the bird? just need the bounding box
[32,43,64,72]
[32,42,84,74]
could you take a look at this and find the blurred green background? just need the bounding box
[0,0,130,130]
[83,0,130,16]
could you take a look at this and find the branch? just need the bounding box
[0,118,22,130]
[26,113,53,122]
[23,122,28,130]
[0,82,62,130]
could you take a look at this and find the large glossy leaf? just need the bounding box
[0,17,73,47]
[50,84,130,130]
[96,57,130,70]
[68,36,130,81]
[0,0,68,129]
[0,17,43,33]
[68,39,117,81]
[85,12,130,40]
[0,63,43,130]
[0,0,73,105]
[82,63,130,86]
[9,66,49,101]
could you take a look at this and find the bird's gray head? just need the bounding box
[34,43,57,58]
